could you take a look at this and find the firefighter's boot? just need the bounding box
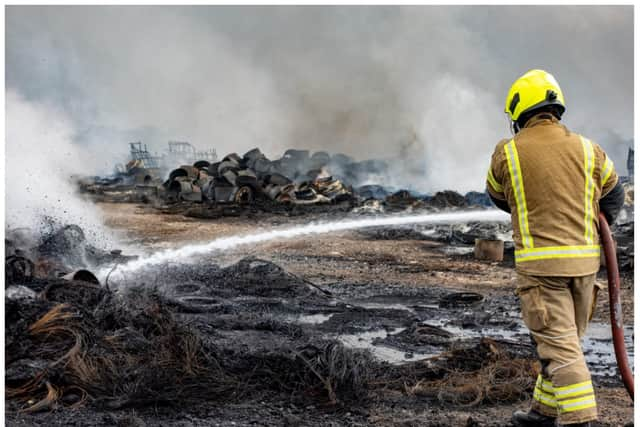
[512,409,557,427]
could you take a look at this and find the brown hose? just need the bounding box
[599,212,634,400]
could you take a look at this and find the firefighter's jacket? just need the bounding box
[486,114,619,276]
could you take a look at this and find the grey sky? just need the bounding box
[6,5,633,192]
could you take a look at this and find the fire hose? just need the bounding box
[599,212,634,400]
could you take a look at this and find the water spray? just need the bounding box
[106,209,510,277]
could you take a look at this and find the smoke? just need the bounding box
[6,6,291,162]
[5,90,119,247]
[6,6,633,193]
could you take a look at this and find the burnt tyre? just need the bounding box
[233,186,255,204]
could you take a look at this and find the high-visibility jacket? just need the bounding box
[486,113,619,276]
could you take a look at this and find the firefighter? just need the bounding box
[486,69,625,427]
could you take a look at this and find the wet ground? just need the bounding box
[6,202,634,426]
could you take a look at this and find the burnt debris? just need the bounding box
[5,225,135,283]
[5,226,541,421]
[81,147,361,207]
[78,144,497,214]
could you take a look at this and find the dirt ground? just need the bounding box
[100,203,634,325]
[7,202,633,426]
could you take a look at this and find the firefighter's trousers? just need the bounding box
[516,273,599,425]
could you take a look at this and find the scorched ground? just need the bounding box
[5,202,633,427]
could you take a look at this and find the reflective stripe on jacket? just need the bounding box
[486,114,619,276]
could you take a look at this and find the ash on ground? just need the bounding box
[5,214,634,426]
[4,224,535,426]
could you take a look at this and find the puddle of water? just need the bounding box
[334,315,634,375]
[284,295,634,376]
[582,323,635,377]
[441,324,525,341]
[352,302,416,314]
[413,304,440,310]
[337,328,437,364]
[440,319,634,374]
[287,313,334,324]
[178,296,219,304]
[440,246,475,256]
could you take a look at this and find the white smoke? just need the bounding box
[6,6,291,161]
[5,90,119,246]
[6,6,633,194]
[415,76,504,193]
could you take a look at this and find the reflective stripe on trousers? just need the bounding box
[532,374,597,415]
[533,374,557,409]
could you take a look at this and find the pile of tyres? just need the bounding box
[163,148,353,205]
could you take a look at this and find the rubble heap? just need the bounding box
[77,143,503,213]
[162,148,357,205]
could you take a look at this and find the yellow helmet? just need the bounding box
[505,69,565,122]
